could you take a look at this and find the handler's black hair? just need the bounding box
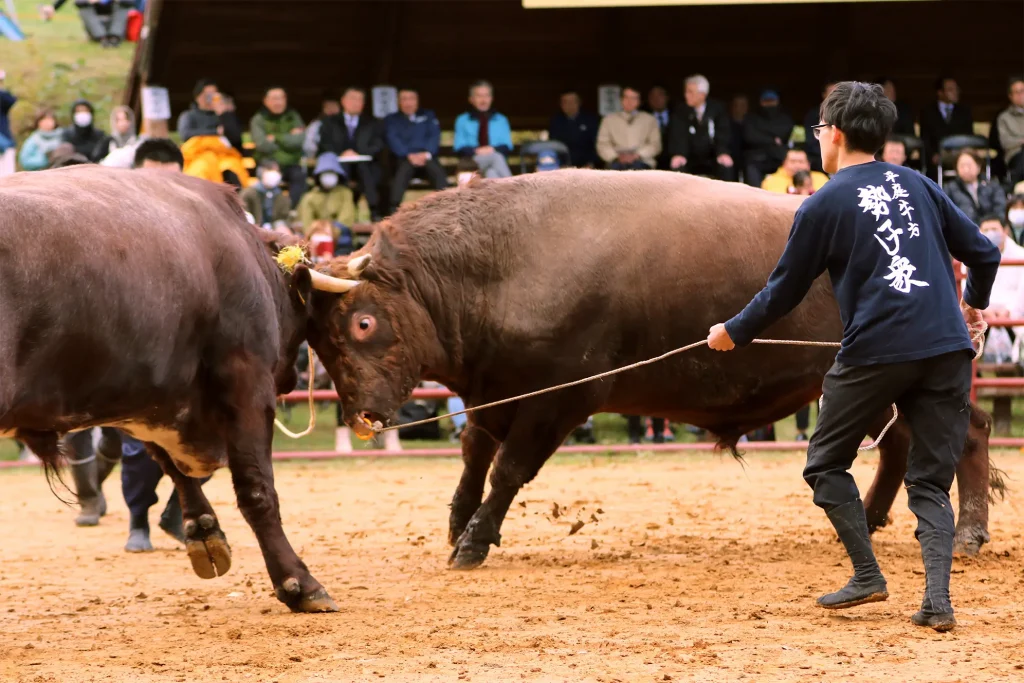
[819,81,897,155]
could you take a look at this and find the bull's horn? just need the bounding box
[308,269,362,293]
[348,253,372,278]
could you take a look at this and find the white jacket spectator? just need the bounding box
[979,215,1024,361]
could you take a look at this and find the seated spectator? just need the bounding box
[177,79,250,188]
[743,89,794,188]
[728,94,748,177]
[96,105,139,166]
[760,147,827,194]
[596,86,660,171]
[317,86,385,221]
[667,74,734,181]
[306,221,336,263]
[297,153,356,234]
[250,86,307,208]
[241,160,291,230]
[49,143,90,168]
[998,76,1024,187]
[456,157,479,186]
[789,170,815,195]
[385,87,448,213]
[978,214,1024,361]
[41,0,133,47]
[920,76,974,176]
[879,136,908,166]
[879,77,916,137]
[454,80,513,179]
[944,150,1006,224]
[548,89,599,168]
[18,108,64,171]
[647,85,672,169]
[61,99,106,163]
[132,138,183,172]
[0,70,14,171]
[803,79,839,172]
[1007,194,1024,244]
[303,90,341,160]
[215,90,244,152]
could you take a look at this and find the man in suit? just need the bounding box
[647,85,672,170]
[548,90,599,168]
[667,74,735,181]
[920,76,974,178]
[318,87,385,221]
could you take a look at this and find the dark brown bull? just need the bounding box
[303,169,1000,570]
[0,166,362,612]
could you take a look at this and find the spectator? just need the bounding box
[1009,194,1024,244]
[596,86,660,170]
[978,214,1024,361]
[132,138,183,171]
[742,89,793,188]
[48,144,90,168]
[176,79,250,188]
[548,89,599,168]
[385,87,447,214]
[790,170,815,195]
[318,86,385,221]
[879,77,916,137]
[18,108,64,171]
[215,90,244,152]
[760,147,827,194]
[920,76,974,175]
[647,85,672,169]
[241,159,291,230]
[803,79,839,172]
[879,136,908,166]
[997,76,1024,187]
[728,94,748,177]
[667,74,734,181]
[298,153,357,233]
[41,0,133,47]
[96,105,139,167]
[250,86,307,208]
[0,69,14,172]
[454,80,514,179]
[944,150,1006,224]
[61,99,106,163]
[303,90,341,160]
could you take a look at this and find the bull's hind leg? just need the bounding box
[449,420,500,546]
[953,404,993,556]
[863,414,910,534]
[146,445,231,579]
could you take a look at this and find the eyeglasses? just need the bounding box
[811,123,833,140]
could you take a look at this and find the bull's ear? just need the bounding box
[291,264,315,313]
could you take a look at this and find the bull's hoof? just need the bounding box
[448,541,491,570]
[953,525,990,557]
[275,577,339,613]
[184,514,231,579]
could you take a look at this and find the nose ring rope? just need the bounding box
[274,324,987,452]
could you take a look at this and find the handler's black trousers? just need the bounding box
[804,350,972,537]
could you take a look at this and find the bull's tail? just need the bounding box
[17,431,77,507]
[989,457,1009,504]
[713,432,748,466]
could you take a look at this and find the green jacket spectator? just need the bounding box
[298,153,356,232]
[250,108,306,168]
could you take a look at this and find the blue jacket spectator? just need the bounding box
[385,88,449,213]
[454,110,512,157]
[0,80,15,153]
[385,107,441,158]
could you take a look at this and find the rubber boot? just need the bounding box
[71,458,103,527]
[158,491,186,544]
[817,499,889,609]
[125,514,153,552]
[94,430,123,518]
[626,416,643,445]
[911,530,957,632]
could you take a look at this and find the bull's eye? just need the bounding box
[351,314,377,341]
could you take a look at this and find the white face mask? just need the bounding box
[319,172,339,189]
[261,170,282,189]
[74,111,93,127]
[1009,208,1024,227]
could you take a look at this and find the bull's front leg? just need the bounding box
[449,422,499,546]
[953,403,994,556]
[147,445,231,579]
[227,400,337,613]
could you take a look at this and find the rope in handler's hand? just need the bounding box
[273,325,988,452]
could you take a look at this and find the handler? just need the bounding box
[707,81,1000,632]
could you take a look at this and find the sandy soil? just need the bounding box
[1,452,1022,683]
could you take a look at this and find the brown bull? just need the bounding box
[302,169,999,570]
[0,166,361,612]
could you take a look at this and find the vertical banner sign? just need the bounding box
[598,84,622,116]
[372,86,399,119]
[141,86,171,121]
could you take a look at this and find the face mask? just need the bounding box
[1009,208,1024,227]
[74,111,92,127]
[319,172,339,189]
[985,231,1005,248]
[261,170,282,189]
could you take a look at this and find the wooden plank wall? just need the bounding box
[142,0,1024,130]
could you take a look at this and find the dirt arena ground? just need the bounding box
[1,451,1022,683]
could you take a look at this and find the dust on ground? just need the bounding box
[1,451,1022,682]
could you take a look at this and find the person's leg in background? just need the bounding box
[795,404,811,441]
[389,160,417,214]
[283,164,308,209]
[424,158,450,190]
[120,435,165,552]
[76,6,109,42]
[625,415,643,444]
[334,403,353,453]
[897,351,973,632]
[448,396,468,441]
[473,152,512,178]
[355,162,383,221]
[107,2,133,45]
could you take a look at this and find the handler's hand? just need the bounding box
[707,323,735,351]
[961,299,984,332]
